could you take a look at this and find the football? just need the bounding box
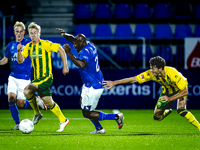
[19,119,34,134]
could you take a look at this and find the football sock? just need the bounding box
[98,111,116,121]
[50,101,66,123]
[28,94,40,115]
[8,101,20,125]
[23,100,31,108]
[90,119,103,130]
[178,108,200,130]
[184,112,200,130]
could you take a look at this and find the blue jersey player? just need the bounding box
[57,28,124,134]
[0,22,46,130]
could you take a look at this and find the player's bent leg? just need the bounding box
[27,94,41,115]
[82,109,99,121]
[82,109,105,134]
[24,84,41,115]
[177,97,200,131]
[177,108,200,131]
[49,101,66,123]
[8,92,20,130]
[44,97,69,132]
[99,111,124,129]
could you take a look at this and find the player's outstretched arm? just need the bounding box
[58,46,69,75]
[103,77,138,89]
[17,43,25,64]
[56,28,76,43]
[0,57,8,65]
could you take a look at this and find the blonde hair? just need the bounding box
[28,22,41,32]
[14,21,26,30]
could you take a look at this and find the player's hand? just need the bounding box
[62,67,69,75]
[159,95,170,103]
[102,80,115,89]
[63,44,71,54]
[56,28,66,36]
[17,43,23,52]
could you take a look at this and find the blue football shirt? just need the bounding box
[77,41,104,89]
[4,38,31,80]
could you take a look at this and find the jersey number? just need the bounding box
[95,56,100,72]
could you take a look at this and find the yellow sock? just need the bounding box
[28,94,40,115]
[50,102,66,123]
[184,112,200,130]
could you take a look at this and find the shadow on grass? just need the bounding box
[0,130,199,136]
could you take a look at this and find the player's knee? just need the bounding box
[177,108,188,117]
[153,115,161,121]
[8,93,16,102]
[82,109,90,118]
[8,96,16,102]
[23,89,29,97]
[24,89,33,99]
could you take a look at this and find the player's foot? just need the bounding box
[165,109,172,117]
[159,109,172,121]
[36,96,47,111]
[32,114,43,125]
[115,113,124,129]
[11,124,19,130]
[166,108,172,116]
[57,119,69,132]
[89,128,105,134]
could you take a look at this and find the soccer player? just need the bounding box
[103,56,200,131]
[17,22,69,132]
[0,21,46,130]
[57,28,124,134]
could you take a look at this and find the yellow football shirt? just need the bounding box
[21,39,60,79]
[136,66,188,96]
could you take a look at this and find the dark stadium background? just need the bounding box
[1,0,200,109]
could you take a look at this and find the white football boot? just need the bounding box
[36,96,47,111]
[115,113,124,129]
[11,124,19,130]
[89,128,105,134]
[32,114,43,125]
[57,119,69,132]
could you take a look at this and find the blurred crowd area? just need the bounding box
[0,0,200,69]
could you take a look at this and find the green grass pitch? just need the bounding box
[0,109,200,150]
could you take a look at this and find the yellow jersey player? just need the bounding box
[17,22,69,132]
[103,56,200,131]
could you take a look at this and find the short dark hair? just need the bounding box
[149,56,166,69]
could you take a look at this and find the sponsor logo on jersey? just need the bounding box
[140,74,144,79]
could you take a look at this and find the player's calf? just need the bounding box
[177,108,200,131]
[177,108,188,117]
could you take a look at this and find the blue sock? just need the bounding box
[8,101,20,125]
[24,100,31,108]
[98,111,115,121]
[90,119,102,129]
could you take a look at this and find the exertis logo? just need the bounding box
[187,41,200,69]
